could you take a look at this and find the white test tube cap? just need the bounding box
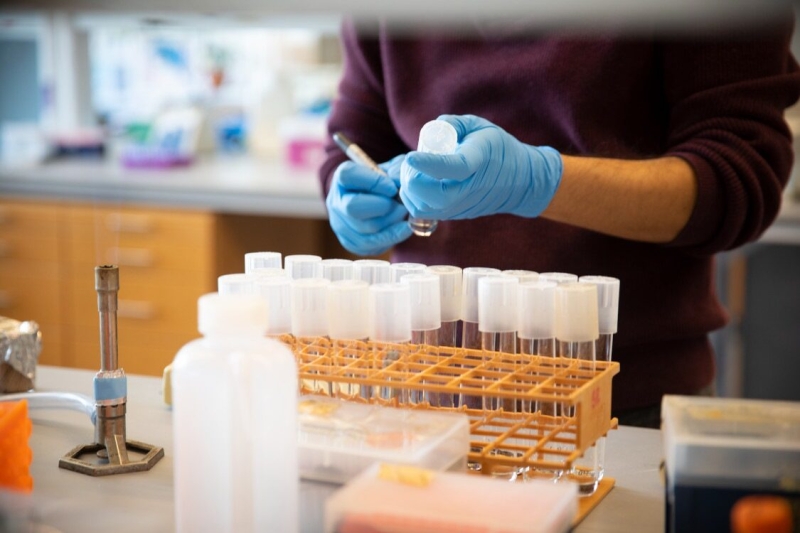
[291,278,331,337]
[321,258,354,282]
[250,267,288,278]
[284,254,323,279]
[254,275,292,336]
[369,283,411,343]
[353,259,392,285]
[478,275,519,333]
[328,279,370,340]
[518,280,558,340]
[539,272,578,285]
[461,267,501,323]
[555,282,599,343]
[217,273,256,295]
[198,292,267,336]
[401,273,441,332]
[418,120,458,154]
[579,275,620,335]
[427,265,462,322]
[502,270,539,284]
[390,262,427,282]
[244,251,282,273]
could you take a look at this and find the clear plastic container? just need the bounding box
[324,463,577,533]
[297,395,469,484]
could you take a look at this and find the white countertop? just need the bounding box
[14,365,666,533]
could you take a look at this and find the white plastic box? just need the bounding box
[662,395,800,533]
[298,395,469,484]
[324,463,577,533]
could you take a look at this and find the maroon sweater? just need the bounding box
[319,18,800,411]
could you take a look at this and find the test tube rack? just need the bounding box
[286,336,619,476]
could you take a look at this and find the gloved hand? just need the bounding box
[326,154,413,256]
[399,114,563,220]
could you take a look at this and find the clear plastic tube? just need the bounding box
[328,279,370,400]
[369,283,411,404]
[459,267,500,409]
[0,392,95,424]
[291,278,331,394]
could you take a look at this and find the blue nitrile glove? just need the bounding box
[326,154,413,256]
[399,114,563,220]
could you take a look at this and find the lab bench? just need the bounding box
[26,365,665,533]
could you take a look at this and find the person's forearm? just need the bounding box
[541,155,698,243]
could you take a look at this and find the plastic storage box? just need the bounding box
[325,463,577,533]
[662,395,800,533]
[298,395,469,484]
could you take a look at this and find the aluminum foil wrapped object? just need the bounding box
[0,316,42,393]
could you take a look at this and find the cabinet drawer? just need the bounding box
[0,267,61,322]
[0,201,61,262]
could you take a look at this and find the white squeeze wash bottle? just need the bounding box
[172,292,298,533]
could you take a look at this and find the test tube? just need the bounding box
[253,275,292,341]
[517,280,558,415]
[284,254,323,279]
[320,258,354,282]
[327,280,370,400]
[554,282,601,495]
[217,273,256,295]
[502,270,540,284]
[390,262,427,282]
[244,251,282,273]
[408,119,459,237]
[353,259,392,285]
[291,278,331,394]
[460,267,501,408]
[401,273,441,405]
[426,265,462,348]
[478,275,519,413]
[369,283,411,404]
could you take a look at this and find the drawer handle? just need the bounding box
[105,213,154,234]
[107,247,154,268]
[0,290,11,309]
[117,300,156,320]
[0,240,10,258]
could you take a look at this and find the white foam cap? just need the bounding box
[328,279,370,340]
[217,273,256,295]
[244,251,282,273]
[426,265,462,322]
[539,272,578,285]
[418,119,458,154]
[390,262,427,282]
[478,275,519,333]
[518,280,558,340]
[321,258,355,282]
[461,267,501,323]
[353,259,392,284]
[555,282,599,343]
[369,283,411,343]
[579,275,620,335]
[284,254,323,279]
[253,276,292,336]
[290,278,331,337]
[198,292,267,335]
[401,273,441,331]
[502,270,539,284]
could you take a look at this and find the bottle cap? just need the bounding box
[461,267,501,323]
[254,276,292,336]
[427,265,462,322]
[401,273,441,331]
[354,259,392,284]
[390,262,427,282]
[291,278,331,337]
[555,282,599,343]
[328,279,370,340]
[518,280,558,340]
[321,258,355,282]
[579,276,620,335]
[198,293,267,335]
[539,272,578,285]
[502,270,539,284]
[478,275,519,333]
[418,120,458,154]
[369,283,411,343]
[284,254,322,279]
[244,251,282,273]
[217,273,255,295]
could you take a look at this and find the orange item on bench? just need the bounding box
[0,400,33,492]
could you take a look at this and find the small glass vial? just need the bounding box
[327,279,370,400]
[369,283,411,404]
[291,278,331,394]
[401,272,441,405]
[459,267,500,408]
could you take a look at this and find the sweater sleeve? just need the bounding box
[318,19,409,198]
[663,17,800,255]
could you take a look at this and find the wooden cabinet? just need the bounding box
[0,197,339,376]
